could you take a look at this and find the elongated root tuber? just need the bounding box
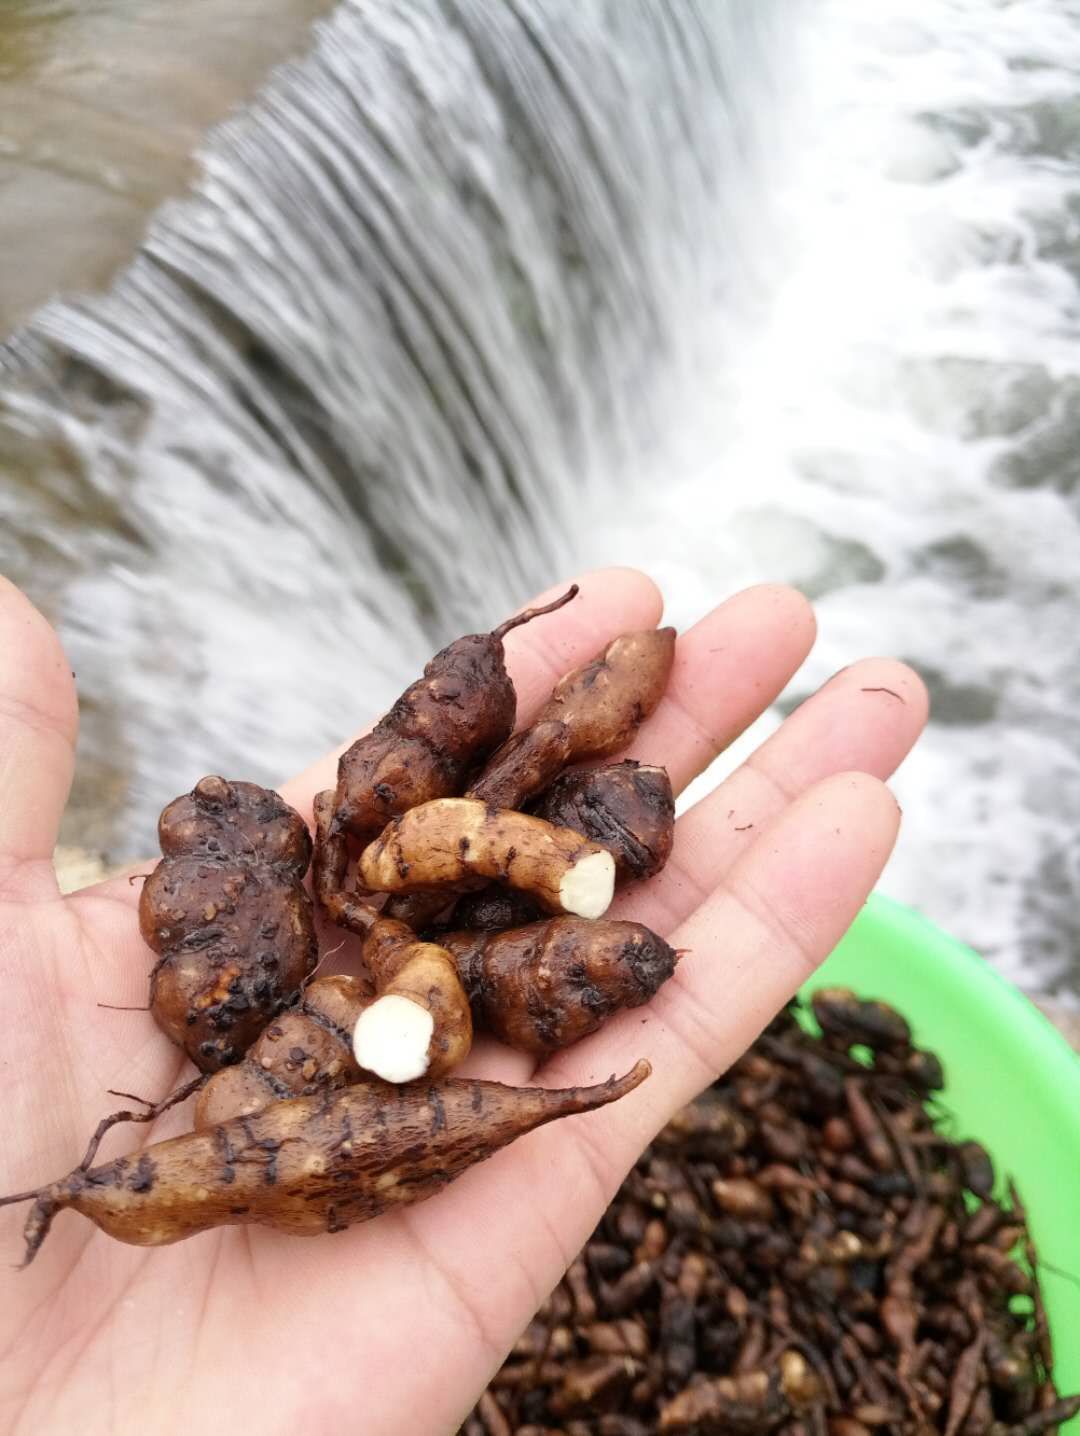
[468,628,676,812]
[7,1063,651,1263]
[439,917,678,1055]
[359,799,616,920]
[194,974,370,1128]
[465,720,572,810]
[330,587,578,845]
[140,776,318,1072]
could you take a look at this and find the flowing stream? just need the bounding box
[1,0,1078,998]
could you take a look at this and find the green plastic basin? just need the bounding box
[801,893,1080,1418]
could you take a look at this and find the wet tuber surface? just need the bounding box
[140,776,318,1072]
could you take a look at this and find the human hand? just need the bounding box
[0,569,926,1434]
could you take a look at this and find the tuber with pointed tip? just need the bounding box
[466,720,572,810]
[329,587,578,846]
[439,917,678,1055]
[194,974,371,1128]
[468,628,676,812]
[359,798,616,920]
[6,1063,651,1264]
[139,776,318,1073]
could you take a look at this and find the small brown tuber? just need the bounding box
[139,776,318,1072]
[440,917,678,1055]
[194,974,370,1128]
[359,799,617,920]
[466,720,572,810]
[8,1063,651,1264]
[533,760,675,883]
[468,628,676,811]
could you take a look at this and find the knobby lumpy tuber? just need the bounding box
[10,1063,651,1264]
[139,776,318,1072]
[359,799,617,920]
[439,918,678,1056]
[194,973,370,1128]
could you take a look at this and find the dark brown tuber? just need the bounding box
[139,776,318,1072]
[533,760,675,883]
[329,587,578,846]
[439,917,678,1055]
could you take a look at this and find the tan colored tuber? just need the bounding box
[194,974,370,1128]
[8,1064,651,1264]
[359,799,616,920]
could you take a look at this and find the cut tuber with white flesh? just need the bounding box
[359,798,616,919]
[353,917,473,1084]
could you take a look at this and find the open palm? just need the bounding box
[0,569,926,1435]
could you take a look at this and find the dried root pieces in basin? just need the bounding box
[139,776,318,1072]
[9,1063,651,1264]
[439,917,678,1056]
[359,799,617,920]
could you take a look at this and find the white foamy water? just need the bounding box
[583,0,1080,998]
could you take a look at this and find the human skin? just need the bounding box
[0,568,927,1435]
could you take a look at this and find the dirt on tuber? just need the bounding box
[326,587,578,848]
[533,760,675,884]
[139,776,318,1072]
[468,627,675,812]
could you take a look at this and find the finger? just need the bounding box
[545,771,902,1143]
[618,583,817,793]
[0,578,78,897]
[279,566,663,817]
[611,657,927,932]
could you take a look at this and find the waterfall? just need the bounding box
[0,0,790,857]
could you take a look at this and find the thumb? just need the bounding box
[0,578,78,900]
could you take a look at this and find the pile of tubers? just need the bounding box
[5,587,682,1263]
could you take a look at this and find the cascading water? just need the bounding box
[0,0,789,855]
[1,0,1078,999]
[582,0,1080,1000]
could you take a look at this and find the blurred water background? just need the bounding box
[1,0,1078,1001]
